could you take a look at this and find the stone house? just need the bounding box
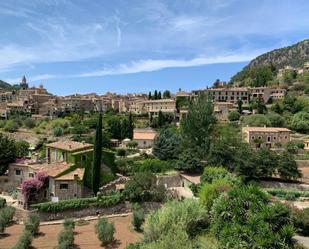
[9,141,94,207]
[242,126,291,149]
[133,128,157,148]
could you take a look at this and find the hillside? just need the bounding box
[231,39,309,85]
[0,80,13,90]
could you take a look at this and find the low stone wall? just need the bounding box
[259,180,309,190]
[36,202,130,221]
[156,175,182,188]
[32,201,162,221]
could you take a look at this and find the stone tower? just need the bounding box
[20,75,29,90]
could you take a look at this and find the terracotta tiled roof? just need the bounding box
[29,162,71,177]
[55,168,85,181]
[242,127,291,132]
[46,141,93,152]
[133,129,157,140]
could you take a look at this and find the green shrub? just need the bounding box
[63,218,75,230]
[0,206,15,233]
[95,217,115,245]
[211,185,295,249]
[132,207,145,231]
[12,230,32,249]
[24,118,36,129]
[57,228,74,248]
[201,166,230,184]
[4,120,19,132]
[32,193,123,212]
[0,197,6,208]
[132,159,173,174]
[228,111,240,121]
[199,179,232,211]
[24,214,40,235]
[143,199,208,242]
[117,148,126,156]
[266,188,309,201]
[53,126,64,137]
[293,208,309,236]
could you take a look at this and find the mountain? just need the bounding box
[231,39,309,84]
[0,80,13,90]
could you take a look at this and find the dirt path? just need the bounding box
[0,215,140,249]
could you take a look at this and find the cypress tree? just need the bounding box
[154,90,158,100]
[158,91,162,99]
[148,91,152,100]
[92,113,103,195]
[128,113,134,139]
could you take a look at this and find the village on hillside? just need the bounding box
[0,57,308,248]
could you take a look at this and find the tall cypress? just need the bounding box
[92,112,103,195]
[128,112,134,139]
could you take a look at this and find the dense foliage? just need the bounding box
[124,172,166,203]
[211,185,296,249]
[0,133,17,175]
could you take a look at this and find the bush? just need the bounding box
[0,197,6,208]
[293,208,309,236]
[228,111,240,121]
[63,218,75,230]
[132,206,145,231]
[32,193,123,212]
[57,228,74,248]
[24,214,40,235]
[0,206,15,233]
[124,172,166,203]
[12,230,32,249]
[53,126,64,137]
[143,199,209,242]
[199,179,232,211]
[95,217,115,246]
[211,185,295,249]
[4,120,19,132]
[117,148,126,157]
[132,159,173,174]
[201,166,229,183]
[24,118,36,129]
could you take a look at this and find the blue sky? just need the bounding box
[0,0,308,95]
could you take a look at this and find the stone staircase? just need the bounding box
[99,174,130,193]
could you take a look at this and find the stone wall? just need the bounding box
[259,180,309,190]
[33,201,162,221]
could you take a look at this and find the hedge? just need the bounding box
[32,193,123,212]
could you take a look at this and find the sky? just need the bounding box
[0,0,308,96]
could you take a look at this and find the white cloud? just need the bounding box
[76,53,257,77]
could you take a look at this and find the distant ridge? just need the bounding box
[232,39,309,83]
[0,80,13,90]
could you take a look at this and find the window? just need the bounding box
[15,169,21,176]
[267,136,271,142]
[60,183,69,190]
[29,173,35,178]
[251,136,255,140]
[82,155,86,161]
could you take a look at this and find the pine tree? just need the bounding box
[92,113,103,195]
